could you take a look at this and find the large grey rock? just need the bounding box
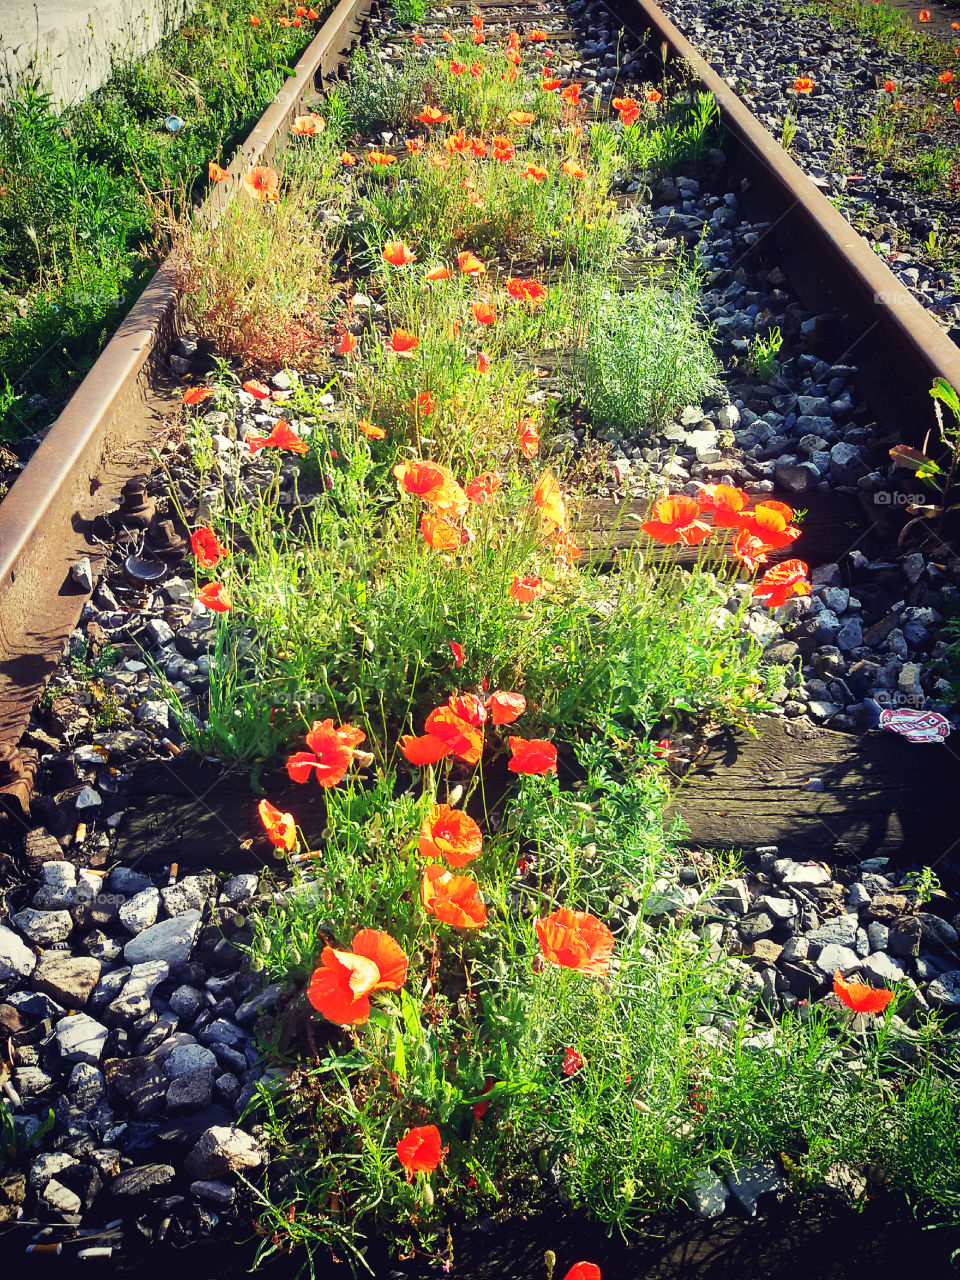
[220,874,259,904]
[807,914,858,950]
[235,983,284,1026]
[103,1055,168,1116]
[184,1125,265,1180]
[32,953,101,1007]
[162,874,216,918]
[927,970,960,1009]
[857,952,906,984]
[30,1152,78,1192]
[111,1164,175,1196]
[190,1178,235,1208]
[166,1069,215,1113]
[684,1168,730,1219]
[68,1062,106,1110]
[56,1013,108,1064]
[118,887,160,934]
[773,859,832,887]
[123,910,201,967]
[812,944,859,978]
[0,924,37,986]
[725,1162,787,1216]
[11,907,72,946]
[164,1043,218,1079]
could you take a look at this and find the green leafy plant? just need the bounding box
[889,379,960,546]
[747,325,783,382]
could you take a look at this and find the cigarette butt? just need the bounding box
[26,1243,62,1255]
[75,823,87,843]
[167,862,179,886]
[76,1220,123,1238]
[3,1080,22,1107]
[78,1248,114,1260]
[162,738,181,755]
[85,869,107,879]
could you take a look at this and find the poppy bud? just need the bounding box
[448,784,463,805]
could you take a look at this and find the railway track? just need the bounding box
[2,0,960,1269]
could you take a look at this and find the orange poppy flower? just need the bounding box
[753,559,811,608]
[472,301,497,325]
[833,970,895,1014]
[506,277,547,306]
[563,1265,601,1280]
[337,331,357,355]
[286,719,365,789]
[476,351,491,373]
[401,733,451,765]
[386,329,420,356]
[553,531,582,565]
[612,96,640,125]
[883,79,896,92]
[258,799,296,852]
[518,419,540,459]
[938,71,954,83]
[208,161,229,182]
[469,136,487,156]
[412,32,424,45]
[488,690,526,725]
[450,60,467,74]
[358,418,385,440]
[308,930,408,1025]
[510,573,549,602]
[731,530,768,575]
[696,483,749,527]
[243,379,271,399]
[469,60,482,76]
[445,131,472,154]
[919,8,930,18]
[278,15,290,24]
[442,27,453,40]
[425,705,484,764]
[197,582,233,612]
[736,500,799,548]
[561,158,586,179]
[641,495,711,546]
[294,5,307,14]
[291,113,325,135]
[507,48,522,65]
[368,150,397,165]
[190,526,229,568]
[446,692,486,726]
[421,513,465,550]
[955,98,960,111]
[397,1124,443,1174]
[529,28,548,40]
[472,11,484,28]
[794,77,814,93]
[183,385,213,405]
[340,151,357,165]
[426,265,453,281]
[524,163,549,182]
[646,89,662,103]
[249,14,261,24]
[466,472,501,504]
[561,83,582,105]
[242,165,279,201]
[406,137,425,154]
[383,240,417,266]
[508,110,537,126]
[394,460,461,508]
[431,154,452,170]
[536,907,614,975]
[542,76,562,91]
[422,865,487,928]
[419,804,483,867]
[491,135,516,160]
[416,105,450,125]
[406,392,434,420]
[508,737,557,774]
[247,420,309,455]
[457,250,486,274]
[308,6,319,15]
[533,471,567,531]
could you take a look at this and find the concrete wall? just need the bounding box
[0,0,198,110]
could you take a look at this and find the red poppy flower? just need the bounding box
[425,705,484,764]
[383,240,417,266]
[554,531,582,565]
[449,640,465,667]
[442,27,453,40]
[476,351,491,374]
[542,76,562,91]
[919,8,930,18]
[563,1266,601,1280]
[286,719,365,788]
[469,136,486,156]
[208,161,229,182]
[507,48,522,65]
[197,582,233,612]
[954,98,960,112]
[833,970,895,1014]
[509,110,537,126]
[416,105,450,125]
[400,734,451,766]
[447,692,486,726]
[357,418,385,440]
[470,60,483,76]
[242,165,279,201]
[247,420,308,455]
[308,6,319,15]
[646,89,662,103]
[466,472,501,504]
[243,379,271,399]
[258,799,296,852]
[536,907,614,975]
[562,1047,584,1076]
[938,71,954,84]
[421,513,465,550]
[386,329,420,356]
[472,301,497,325]
[731,530,768,575]
[518,418,541,459]
[474,31,485,43]
[491,135,516,160]
[336,331,358,356]
[412,32,424,45]
[419,804,483,867]
[450,60,467,74]
[533,471,566,530]
[736,500,799,548]
[394,460,453,503]
[507,277,547,306]
[473,1076,496,1120]
[696,483,749,527]
[308,930,408,1025]
[508,737,557,775]
[249,14,261,24]
[292,113,325,135]
[561,158,586,179]
[457,250,486,274]
[406,137,425,154]
[612,95,640,125]
[422,865,487,928]
[341,151,357,165]
[752,558,811,608]
[641,495,711,546]
[426,265,453,280]
[510,574,548,602]
[561,83,582,105]
[397,1124,443,1174]
[883,79,896,92]
[488,690,526,724]
[368,150,397,166]
[190,526,229,568]
[472,12,484,28]
[278,15,290,24]
[529,28,548,40]
[183,385,213,405]
[409,391,436,418]
[794,77,814,93]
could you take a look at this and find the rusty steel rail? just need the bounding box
[0,0,374,799]
[621,0,960,429]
